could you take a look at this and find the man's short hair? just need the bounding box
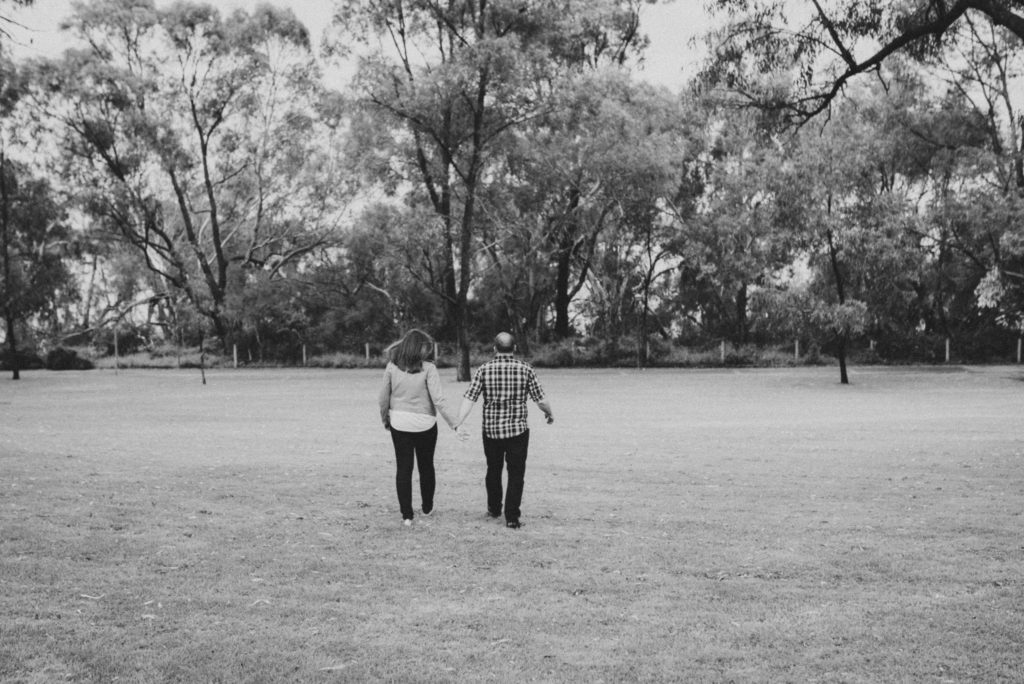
[494,332,516,353]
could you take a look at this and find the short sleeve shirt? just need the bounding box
[463,353,546,439]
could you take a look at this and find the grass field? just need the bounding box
[1,366,1022,682]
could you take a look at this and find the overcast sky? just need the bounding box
[5,0,710,90]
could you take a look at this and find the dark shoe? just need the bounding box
[487,509,501,519]
[506,520,521,529]
[422,506,433,516]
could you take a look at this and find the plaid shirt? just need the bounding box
[464,353,546,439]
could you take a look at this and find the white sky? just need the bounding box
[3,0,712,90]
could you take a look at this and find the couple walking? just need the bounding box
[378,329,554,529]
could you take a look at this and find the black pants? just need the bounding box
[389,424,437,520]
[483,430,529,523]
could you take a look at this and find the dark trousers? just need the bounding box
[483,430,529,523]
[389,424,437,520]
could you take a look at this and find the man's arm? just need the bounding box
[457,366,485,429]
[526,367,552,424]
[455,396,476,429]
[537,398,554,424]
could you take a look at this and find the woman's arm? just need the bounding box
[378,365,392,428]
[425,364,460,429]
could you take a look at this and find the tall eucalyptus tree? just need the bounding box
[332,0,651,379]
[0,157,74,379]
[29,0,345,348]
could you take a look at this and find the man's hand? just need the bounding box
[538,400,554,425]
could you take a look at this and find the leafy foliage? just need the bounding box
[6,0,1024,371]
[0,158,77,376]
[702,1,1024,121]
[29,0,344,349]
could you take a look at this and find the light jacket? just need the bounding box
[379,361,458,428]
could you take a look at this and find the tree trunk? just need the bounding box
[735,282,748,346]
[455,72,486,382]
[455,315,471,381]
[554,246,572,339]
[837,332,849,384]
[81,255,98,330]
[637,280,650,369]
[826,226,850,385]
[3,312,18,380]
[1,154,18,380]
[1015,117,1024,192]
[456,317,471,382]
[195,301,230,355]
[552,188,582,339]
[516,330,530,356]
[510,304,531,356]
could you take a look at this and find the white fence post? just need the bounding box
[945,337,951,363]
[794,339,799,360]
[365,343,370,361]
[233,344,238,369]
[720,340,726,364]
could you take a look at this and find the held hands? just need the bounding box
[455,425,471,442]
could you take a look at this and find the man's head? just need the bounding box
[494,332,516,354]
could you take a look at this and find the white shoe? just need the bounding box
[403,519,412,527]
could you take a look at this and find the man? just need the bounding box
[455,332,554,529]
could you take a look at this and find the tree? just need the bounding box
[69,231,171,347]
[333,0,648,379]
[29,0,345,350]
[0,156,75,379]
[921,12,1024,334]
[1,47,75,380]
[465,69,689,350]
[704,0,1024,122]
[295,202,448,355]
[536,71,690,343]
[699,2,1024,367]
[672,108,797,347]
[503,14,662,342]
[779,130,868,384]
[777,65,997,379]
[0,0,33,42]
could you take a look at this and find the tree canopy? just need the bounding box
[704,0,1024,120]
[3,0,1024,380]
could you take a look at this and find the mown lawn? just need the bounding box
[1,366,1022,682]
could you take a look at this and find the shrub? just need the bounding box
[93,325,150,356]
[530,341,577,368]
[849,346,884,365]
[301,353,376,369]
[0,349,44,371]
[87,347,224,370]
[45,347,94,371]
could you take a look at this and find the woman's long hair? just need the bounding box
[387,329,435,373]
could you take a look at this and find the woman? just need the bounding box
[378,329,461,526]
